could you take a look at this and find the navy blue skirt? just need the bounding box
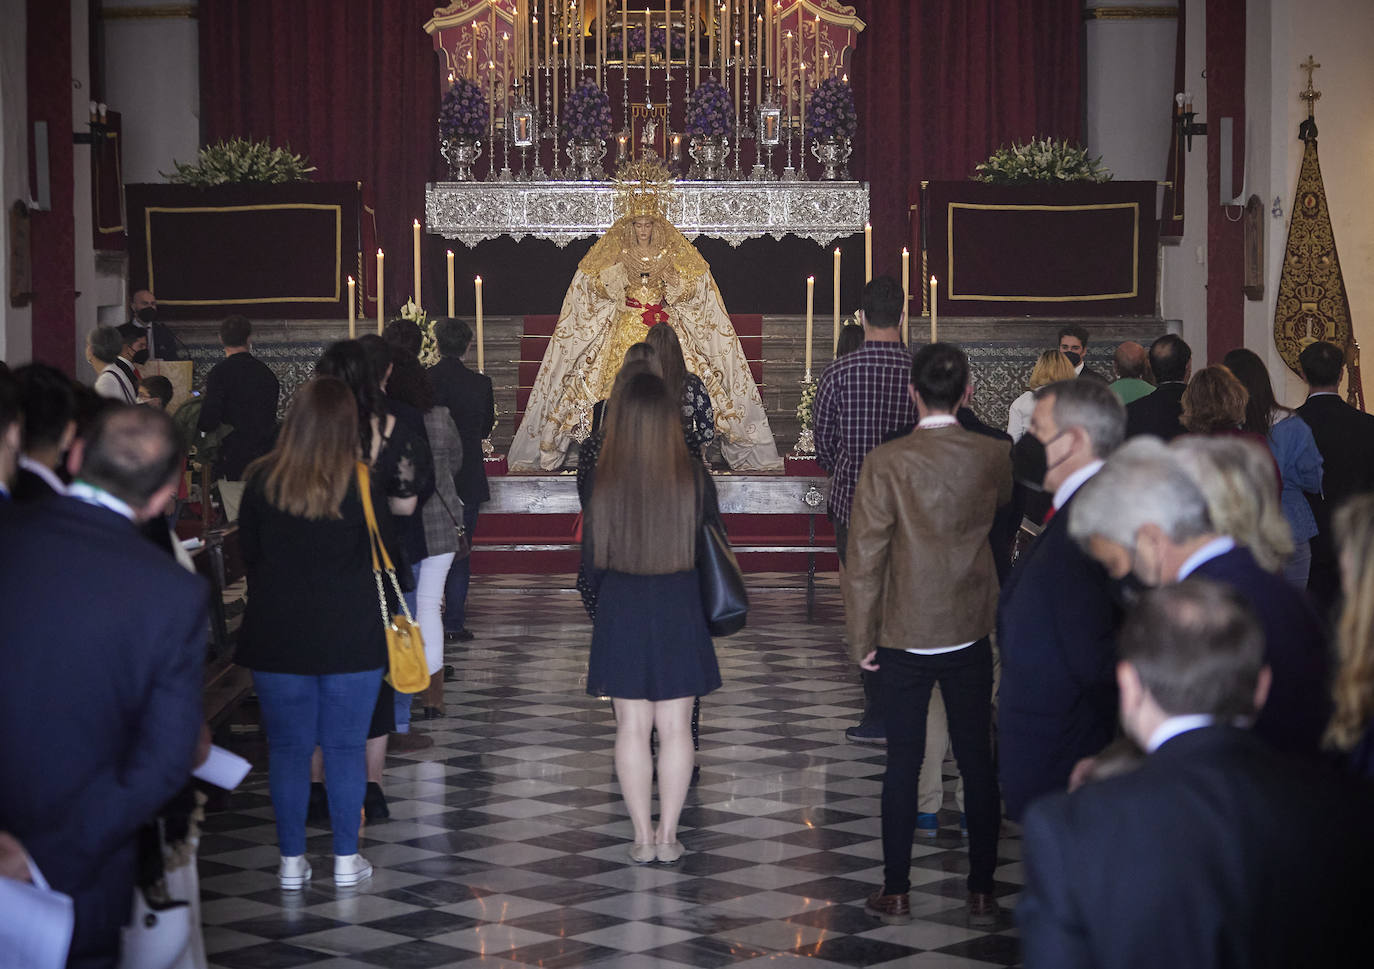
[587,569,722,701]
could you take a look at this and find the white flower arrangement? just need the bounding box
[974,137,1111,185]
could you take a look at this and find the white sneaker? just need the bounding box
[333,853,373,887]
[278,855,311,890]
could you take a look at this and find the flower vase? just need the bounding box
[566,138,606,180]
[441,135,482,181]
[810,137,852,181]
[689,136,729,180]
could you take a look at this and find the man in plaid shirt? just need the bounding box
[815,276,915,744]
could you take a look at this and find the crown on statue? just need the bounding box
[613,157,677,219]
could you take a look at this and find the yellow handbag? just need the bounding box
[357,462,430,694]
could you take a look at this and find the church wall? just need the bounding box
[101,0,201,187]
[0,0,33,364]
[1155,0,1210,363]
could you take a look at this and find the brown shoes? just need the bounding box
[967,891,1001,926]
[865,890,912,925]
[388,731,434,752]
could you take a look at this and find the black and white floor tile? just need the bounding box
[201,573,1023,968]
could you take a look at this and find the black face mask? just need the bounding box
[1063,350,1082,368]
[1011,434,1049,491]
[1109,573,1150,611]
[137,306,158,324]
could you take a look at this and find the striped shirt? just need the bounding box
[814,341,916,526]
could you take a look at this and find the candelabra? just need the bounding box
[781,112,798,181]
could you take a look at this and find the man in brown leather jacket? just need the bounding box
[843,342,1012,929]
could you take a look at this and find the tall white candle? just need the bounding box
[412,219,422,308]
[805,275,815,376]
[930,276,938,344]
[376,249,385,334]
[901,247,910,344]
[475,276,485,372]
[832,248,841,352]
[347,275,356,339]
[864,222,872,283]
[446,250,455,316]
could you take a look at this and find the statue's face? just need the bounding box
[632,218,654,246]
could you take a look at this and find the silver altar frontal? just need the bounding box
[424,180,870,248]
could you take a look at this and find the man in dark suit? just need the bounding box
[126,289,184,363]
[1057,324,1108,383]
[1124,333,1191,440]
[1070,437,1331,759]
[997,379,1126,820]
[0,404,206,969]
[1018,580,1370,969]
[429,317,496,642]
[1295,340,1374,615]
[0,363,19,501]
[12,362,78,500]
[197,315,281,521]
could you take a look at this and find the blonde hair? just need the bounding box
[1029,349,1077,391]
[1170,435,1293,572]
[1326,493,1374,750]
[588,372,697,573]
[246,376,359,519]
[1181,365,1249,433]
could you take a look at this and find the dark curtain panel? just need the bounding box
[850,0,1083,268]
[199,0,441,316]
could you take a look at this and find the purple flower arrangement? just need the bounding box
[685,76,733,137]
[438,77,489,138]
[562,78,613,141]
[608,26,687,58]
[806,77,858,141]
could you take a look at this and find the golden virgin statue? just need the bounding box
[508,159,783,472]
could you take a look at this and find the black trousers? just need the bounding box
[878,639,1000,895]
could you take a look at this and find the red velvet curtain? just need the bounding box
[849,0,1083,269]
[199,0,441,315]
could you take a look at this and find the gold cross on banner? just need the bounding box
[1299,55,1322,115]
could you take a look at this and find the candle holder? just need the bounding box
[781,121,798,180]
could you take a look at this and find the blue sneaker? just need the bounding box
[844,721,886,745]
[916,813,939,837]
[960,813,968,838]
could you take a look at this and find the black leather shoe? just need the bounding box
[421,706,445,720]
[443,664,457,682]
[445,628,475,643]
[363,781,389,821]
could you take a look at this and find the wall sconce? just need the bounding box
[1175,92,1206,152]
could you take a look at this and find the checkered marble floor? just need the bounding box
[201,573,1024,969]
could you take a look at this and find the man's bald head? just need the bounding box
[1114,341,1150,381]
[77,404,183,516]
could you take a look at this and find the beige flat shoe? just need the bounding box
[628,842,657,864]
[655,841,685,864]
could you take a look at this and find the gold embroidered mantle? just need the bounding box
[508,215,783,472]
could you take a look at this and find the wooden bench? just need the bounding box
[191,526,254,728]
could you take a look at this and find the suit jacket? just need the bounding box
[428,355,496,505]
[997,490,1123,821]
[0,498,206,964]
[197,351,281,480]
[1189,546,1331,757]
[12,464,61,502]
[883,407,1024,582]
[1018,726,1373,969]
[1125,380,1187,440]
[1297,393,1374,614]
[844,423,1012,657]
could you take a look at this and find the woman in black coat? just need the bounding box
[236,376,385,890]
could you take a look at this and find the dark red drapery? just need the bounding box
[849,0,1083,269]
[199,0,441,315]
[197,1,1081,312]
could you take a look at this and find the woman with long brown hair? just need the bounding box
[1325,493,1374,778]
[645,322,714,459]
[235,376,386,890]
[581,372,722,864]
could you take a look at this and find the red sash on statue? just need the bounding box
[625,298,669,327]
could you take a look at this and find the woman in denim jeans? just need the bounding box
[235,377,389,890]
